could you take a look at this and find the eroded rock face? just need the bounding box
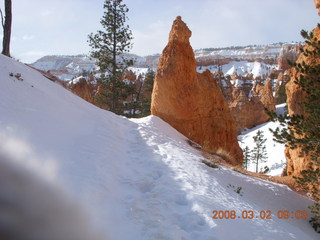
[151,16,242,165]
[229,78,275,133]
[69,78,95,104]
[285,26,320,176]
[253,78,276,112]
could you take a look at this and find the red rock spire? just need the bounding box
[151,16,243,165]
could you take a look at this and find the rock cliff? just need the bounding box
[151,17,242,165]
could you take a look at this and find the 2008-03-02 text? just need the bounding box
[212,210,308,220]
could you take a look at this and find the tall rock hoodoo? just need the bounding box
[151,16,242,165]
[252,78,276,112]
[285,25,320,176]
[284,0,320,177]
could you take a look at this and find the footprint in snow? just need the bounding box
[174,194,189,206]
[138,181,155,194]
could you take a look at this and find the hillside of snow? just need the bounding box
[0,54,318,239]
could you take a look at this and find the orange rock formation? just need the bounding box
[151,16,243,165]
[69,78,95,104]
[230,92,269,133]
[229,78,275,133]
[253,78,276,112]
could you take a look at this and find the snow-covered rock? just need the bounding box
[195,43,299,62]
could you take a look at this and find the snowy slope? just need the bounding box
[0,54,318,239]
[238,104,287,176]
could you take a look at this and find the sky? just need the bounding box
[0,0,318,63]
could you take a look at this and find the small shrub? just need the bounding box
[227,184,244,196]
[186,139,202,150]
[202,159,219,169]
[215,148,237,164]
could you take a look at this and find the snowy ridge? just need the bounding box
[197,60,277,78]
[0,54,318,239]
[32,54,97,72]
[31,43,298,81]
[195,43,298,60]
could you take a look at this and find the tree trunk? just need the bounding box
[2,0,12,57]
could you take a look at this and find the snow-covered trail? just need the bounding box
[0,54,318,239]
[78,114,310,240]
[127,117,317,240]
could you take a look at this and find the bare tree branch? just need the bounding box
[0,8,4,29]
[2,0,12,56]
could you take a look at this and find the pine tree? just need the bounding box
[121,68,155,118]
[140,69,155,116]
[275,81,288,104]
[123,73,142,117]
[242,146,250,170]
[251,130,268,173]
[88,0,133,114]
[269,26,320,232]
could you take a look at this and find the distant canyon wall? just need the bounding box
[31,42,301,82]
